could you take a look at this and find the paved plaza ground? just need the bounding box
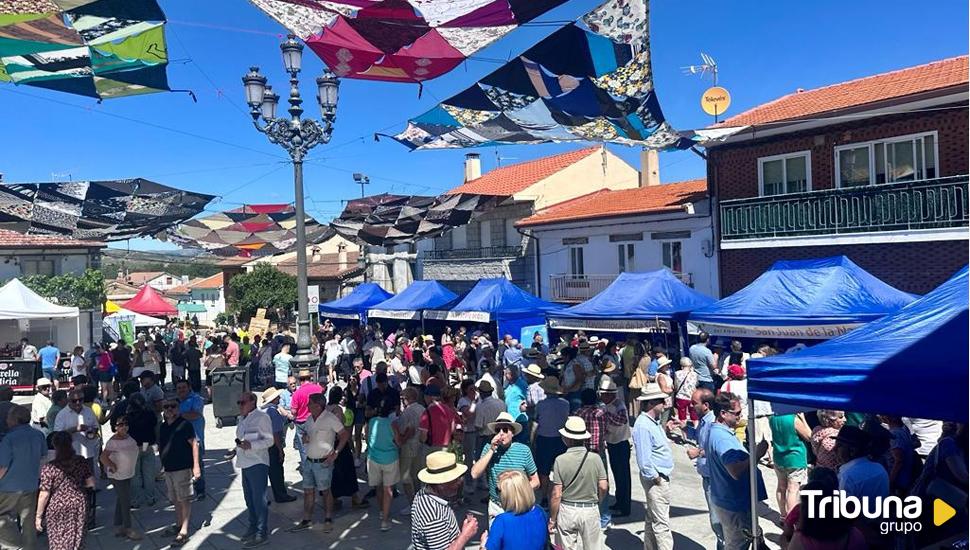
[18,397,783,549]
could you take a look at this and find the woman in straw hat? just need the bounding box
[411,451,478,550]
[534,377,570,506]
[480,470,549,550]
[549,416,608,550]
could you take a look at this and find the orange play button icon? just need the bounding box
[934,498,956,526]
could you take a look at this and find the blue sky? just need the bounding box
[1,0,966,252]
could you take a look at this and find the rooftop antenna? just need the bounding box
[493,147,517,167]
[682,52,718,86]
[684,52,730,124]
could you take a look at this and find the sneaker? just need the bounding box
[242,536,268,548]
[380,520,391,532]
[240,532,257,543]
[125,529,144,541]
[288,520,312,532]
[322,519,333,533]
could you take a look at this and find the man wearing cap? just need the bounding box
[411,451,479,550]
[534,377,569,506]
[523,364,545,424]
[704,392,761,550]
[549,416,608,549]
[599,377,632,519]
[633,383,674,550]
[419,384,457,453]
[289,369,323,464]
[471,411,539,526]
[834,425,889,500]
[31,379,53,432]
[260,387,296,503]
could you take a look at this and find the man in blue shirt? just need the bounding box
[37,341,60,384]
[632,384,673,550]
[502,366,529,444]
[176,380,206,501]
[704,391,760,550]
[689,332,716,392]
[0,404,48,550]
[685,388,724,550]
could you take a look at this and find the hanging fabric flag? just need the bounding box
[386,0,692,150]
[169,204,330,257]
[0,0,171,99]
[330,192,502,246]
[0,178,214,240]
[248,0,569,83]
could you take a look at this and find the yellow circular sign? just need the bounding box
[701,86,731,116]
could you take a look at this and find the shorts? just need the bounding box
[535,435,566,476]
[353,408,365,426]
[754,416,773,446]
[775,466,808,484]
[301,459,334,491]
[42,367,57,382]
[367,459,400,487]
[165,469,194,502]
[398,448,422,488]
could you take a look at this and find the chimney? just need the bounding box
[337,243,348,271]
[639,149,660,186]
[464,153,482,182]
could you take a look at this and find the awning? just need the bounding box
[319,283,394,322]
[368,280,457,321]
[424,278,562,337]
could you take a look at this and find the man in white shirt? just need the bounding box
[31,379,53,432]
[324,335,342,381]
[234,392,275,548]
[53,389,100,460]
[19,338,38,361]
[289,393,348,533]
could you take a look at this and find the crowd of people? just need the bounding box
[3,325,966,550]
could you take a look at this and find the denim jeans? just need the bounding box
[242,464,269,538]
[703,477,725,550]
[131,448,157,506]
[293,422,308,463]
[597,450,612,528]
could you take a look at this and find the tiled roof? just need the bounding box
[122,271,168,285]
[516,178,708,227]
[190,272,224,289]
[0,229,105,248]
[275,251,363,280]
[446,146,602,196]
[721,56,969,127]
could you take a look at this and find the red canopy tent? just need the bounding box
[122,286,177,318]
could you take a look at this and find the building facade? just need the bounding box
[0,229,104,279]
[708,56,968,295]
[419,146,642,294]
[516,179,717,302]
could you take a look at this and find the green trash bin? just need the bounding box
[210,367,249,428]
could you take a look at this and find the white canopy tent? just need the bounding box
[0,278,80,346]
[104,308,166,327]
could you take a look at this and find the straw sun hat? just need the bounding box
[486,411,523,436]
[417,451,468,484]
[637,383,668,402]
[559,416,591,440]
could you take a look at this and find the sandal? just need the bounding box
[162,525,180,537]
[171,534,190,546]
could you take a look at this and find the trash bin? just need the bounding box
[210,367,249,428]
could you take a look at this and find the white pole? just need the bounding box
[748,399,759,550]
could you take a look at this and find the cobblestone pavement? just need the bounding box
[18,398,782,549]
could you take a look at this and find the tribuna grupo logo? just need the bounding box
[803,490,956,535]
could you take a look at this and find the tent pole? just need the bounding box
[678,320,688,356]
[748,398,759,550]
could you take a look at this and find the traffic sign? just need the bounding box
[308,285,320,311]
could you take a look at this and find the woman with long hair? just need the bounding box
[36,432,96,550]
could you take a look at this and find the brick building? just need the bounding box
[707,56,968,295]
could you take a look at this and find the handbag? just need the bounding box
[628,358,650,390]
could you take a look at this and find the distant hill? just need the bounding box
[102,248,221,278]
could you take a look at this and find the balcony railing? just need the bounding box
[422,245,523,261]
[550,272,693,302]
[720,175,969,241]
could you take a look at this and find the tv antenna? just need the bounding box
[683,52,719,85]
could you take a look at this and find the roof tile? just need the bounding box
[0,229,105,248]
[447,146,602,196]
[722,56,968,127]
[516,178,707,227]
[189,272,224,289]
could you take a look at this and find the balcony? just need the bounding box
[422,245,523,261]
[720,175,969,241]
[550,272,693,303]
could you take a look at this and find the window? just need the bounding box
[569,247,585,276]
[165,276,173,285]
[617,244,635,273]
[836,132,938,187]
[21,259,55,276]
[759,152,810,196]
[661,242,682,274]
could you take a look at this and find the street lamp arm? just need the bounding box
[251,117,333,162]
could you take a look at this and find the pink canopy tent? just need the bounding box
[122,286,177,318]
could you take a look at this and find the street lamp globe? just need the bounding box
[260,86,279,120]
[242,66,267,107]
[316,70,339,120]
[280,34,304,74]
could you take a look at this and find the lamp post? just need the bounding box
[242,34,340,371]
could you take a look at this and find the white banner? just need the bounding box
[318,311,361,320]
[367,309,421,320]
[423,310,491,323]
[548,317,671,333]
[691,321,863,340]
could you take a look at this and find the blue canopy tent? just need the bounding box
[424,278,563,339]
[318,283,393,323]
[547,270,715,332]
[690,256,916,340]
[367,281,458,321]
[747,265,968,422]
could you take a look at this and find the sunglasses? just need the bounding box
[727,409,742,416]
[163,404,178,410]
[70,399,83,403]
[496,426,513,434]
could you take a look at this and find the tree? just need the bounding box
[227,264,297,323]
[18,269,106,309]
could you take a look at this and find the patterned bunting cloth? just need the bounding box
[248,0,568,83]
[388,0,693,150]
[0,178,214,241]
[0,0,170,99]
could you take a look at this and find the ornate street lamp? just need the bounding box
[242,34,341,372]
